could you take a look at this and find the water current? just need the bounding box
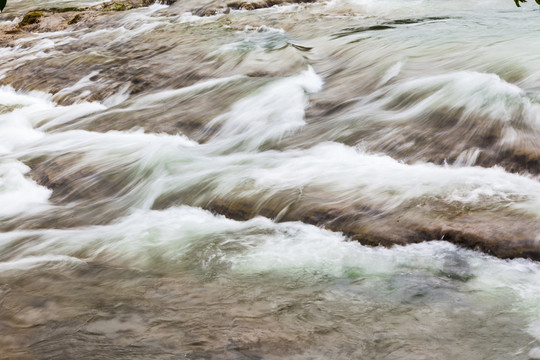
[2,0,540,358]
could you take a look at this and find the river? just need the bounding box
[1,0,540,358]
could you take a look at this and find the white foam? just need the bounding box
[53,71,101,97]
[0,161,52,217]
[0,86,49,153]
[0,206,258,269]
[378,60,405,87]
[20,120,540,216]
[102,83,131,107]
[331,70,540,152]
[131,75,244,106]
[0,206,459,276]
[368,71,528,123]
[0,255,85,274]
[0,86,105,137]
[529,347,540,360]
[244,142,540,212]
[0,86,108,217]
[78,14,167,45]
[208,66,323,151]
[1,205,539,342]
[0,32,79,74]
[51,71,128,109]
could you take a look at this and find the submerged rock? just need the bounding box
[0,0,309,105]
[20,152,540,261]
[2,0,539,262]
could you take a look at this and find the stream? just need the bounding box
[2,0,540,358]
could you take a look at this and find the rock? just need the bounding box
[25,154,130,202]
[227,0,317,11]
[18,11,43,27]
[67,14,81,25]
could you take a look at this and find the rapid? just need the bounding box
[2,0,540,358]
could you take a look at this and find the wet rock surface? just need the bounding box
[1,0,539,268]
[1,262,531,360]
[18,150,540,261]
[0,0,311,106]
[3,1,540,359]
[5,0,538,257]
[0,0,170,42]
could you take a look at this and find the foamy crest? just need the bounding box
[208,66,323,151]
[0,161,52,217]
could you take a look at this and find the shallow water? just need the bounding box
[2,0,540,358]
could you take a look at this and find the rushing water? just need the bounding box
[2,0,540,358]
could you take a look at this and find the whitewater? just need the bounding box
[2,0,540,358]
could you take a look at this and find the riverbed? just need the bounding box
[1,0,540,358]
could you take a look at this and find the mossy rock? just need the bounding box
[19,11,44,27]
[101,2,128,11]
[68,14,81,25]
[39,7,88,12]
